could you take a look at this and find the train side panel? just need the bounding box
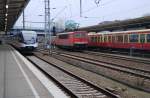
[88,29,150,51]
[55,31,88,49]
[11,30,38,51]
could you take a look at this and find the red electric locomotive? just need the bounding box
[54,31,88,49]
[88,29,150,51]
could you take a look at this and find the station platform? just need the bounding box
[0,45,67,98]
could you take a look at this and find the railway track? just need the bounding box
[27,55,119,98]
[39,50,150,92]
[54,51,150,77]
[84,51,150,65]
[54,49,150,73]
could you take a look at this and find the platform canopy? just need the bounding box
[0,0,30,32]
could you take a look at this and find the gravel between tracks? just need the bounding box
[47,51,150,92]
[61,50,150,72]
[34,52,150,98]
[28,56,112,98]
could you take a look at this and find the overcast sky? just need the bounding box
[14,0,150,28]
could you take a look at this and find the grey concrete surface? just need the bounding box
[0,45,53,98]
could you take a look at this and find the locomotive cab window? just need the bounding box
[74,33,85,38]
[58,34,68,39]
[147,34,150,42]
[129,34,139,43]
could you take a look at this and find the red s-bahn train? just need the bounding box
[54,31,88,49]
[88,29,150,51]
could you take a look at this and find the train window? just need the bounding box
[93,36,95,42]
[129,34,139,43]
[104,35,107,42]
[95,37,97,42]
[112,35,116,43]
[74,33,85,38]
[100,36,101,42]
[124,35,128,43]
[92,37,94,42]
[97,36,99,43]
[116,35,123,43]
[74,33,80,38]
[93,37,95,42]
[94,37,96,42]
[108,35,112,42]
[94,37,96,43]
[96,36,98,43]
[140,34,145,43]
[147,34,150,42]
[91,36,96,42]
[100,36,102,42]
[96,36,99,43]
[98,36,100,42]
[91,37,94,42]
[59,34,68,39]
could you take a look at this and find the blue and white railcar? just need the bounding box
[16,30,38,50]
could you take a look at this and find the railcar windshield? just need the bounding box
[22,31,37,44]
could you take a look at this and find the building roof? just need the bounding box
[78,16,150,32]
[0,0,30,32]
[88,29,150,35]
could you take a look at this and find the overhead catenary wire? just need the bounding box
[65,0,73,19]
[99,2,150,19]
[52,6,67,21]
[67,0,150,21]
[23,6,68,24]
[21,0,150,28]
[65,0,118,19]
[84,0,118,14]
[94,0,102,6]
